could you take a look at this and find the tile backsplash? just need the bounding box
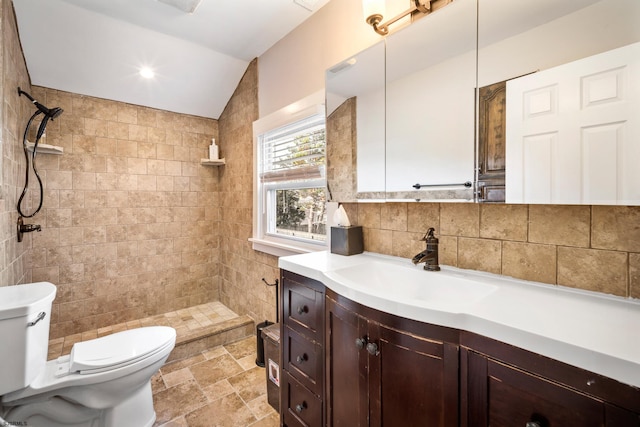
[341,202,640,299]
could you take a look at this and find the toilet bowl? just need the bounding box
[0,282,176,427]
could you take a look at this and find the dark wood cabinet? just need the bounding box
[461,333,640,427]
[280,269,640,427]
[325,290,459,427]
[281,271,325,427]
[478,80,507,203]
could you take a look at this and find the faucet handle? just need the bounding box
[420,227,436,242]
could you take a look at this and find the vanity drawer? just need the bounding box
[283,326,323,396]
[282,372,323,427]
[283,275,323,342]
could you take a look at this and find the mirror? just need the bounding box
[385,0,477,201]
[326,0,640,204]
[326,41,385,201]
[478,0,640,204]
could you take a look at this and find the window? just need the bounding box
[251,92,327,256]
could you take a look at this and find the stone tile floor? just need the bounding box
[48,302,240,359]
[47,302,279,427]
[151,336,279,427]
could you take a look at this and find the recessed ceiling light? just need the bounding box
[139,67,155,79]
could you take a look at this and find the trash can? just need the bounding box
[261,323,280,412]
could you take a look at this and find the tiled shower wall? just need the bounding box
[341,202,640,299]
[218,60,280,324]
[28,86,221,339]
[0,0,32,285]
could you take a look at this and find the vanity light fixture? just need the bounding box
[363,0,433,35]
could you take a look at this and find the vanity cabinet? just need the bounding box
[280,268,640,427]
[460,333,640,427]
[325,289,459,427]
[281,271,325,427]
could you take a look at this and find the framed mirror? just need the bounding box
[478,0,640,204]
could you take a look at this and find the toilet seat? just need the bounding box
[69,326,175,374]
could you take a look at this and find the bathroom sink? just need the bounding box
[326,260,497,308]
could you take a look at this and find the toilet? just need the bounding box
[0,282,176,427]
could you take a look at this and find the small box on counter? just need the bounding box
[331,226,363,256]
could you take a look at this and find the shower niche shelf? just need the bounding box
[200,158,226,166]
[26,142,64,155]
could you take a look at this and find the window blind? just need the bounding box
[260,113,326,183]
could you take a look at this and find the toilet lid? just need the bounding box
[69,326,176,373]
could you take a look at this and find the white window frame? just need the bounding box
[251,91,327,257]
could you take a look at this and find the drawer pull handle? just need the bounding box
[526,423,541,427]
[366,342,379,356]
[295,402,307,413]
[296,354,308,363]
[296,305,308,315]
[355,337,367,350]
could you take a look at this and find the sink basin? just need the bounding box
[326,260,498,308]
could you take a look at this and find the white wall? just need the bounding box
[258,0,380,117]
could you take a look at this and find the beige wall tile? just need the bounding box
[440,203,479,237]
[357,203,382,229]
[363,228,393,255]
[529,205,590,247]
[458,238,501,274]
[391,231,424,259]
[480,204,527,241]
[22,84,220,337]
[592,206,640,252]
[558,247,627,297]
[439,236,458,267]
[630,253,640,299]
[502,241,556,284]
[407,203,439,234]
[381,203,407,231]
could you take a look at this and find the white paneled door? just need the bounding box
[506,41,640,204]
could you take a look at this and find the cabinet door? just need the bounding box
[368,322,459,427]
[326,296,368,427]
[465,350,605,426]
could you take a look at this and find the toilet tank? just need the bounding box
[0,282,56,396]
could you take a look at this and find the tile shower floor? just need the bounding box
[47,302,279,427]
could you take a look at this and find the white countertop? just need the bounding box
[279,251,640,389]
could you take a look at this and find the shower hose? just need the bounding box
[17,111,46,219]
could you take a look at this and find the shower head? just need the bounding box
[18,87,64,120]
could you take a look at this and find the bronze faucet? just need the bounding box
[411,228,440,271]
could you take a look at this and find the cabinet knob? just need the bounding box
[366,342,379,356]
[295,402,307,413]
[586,379,596,386]
[355,337,367,349]
[296,354,308,363]
[296,305,308,315]
[526,422,541,427]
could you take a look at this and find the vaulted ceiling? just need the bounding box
[13,0,330,118]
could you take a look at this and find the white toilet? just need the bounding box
[0,282,176,427]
